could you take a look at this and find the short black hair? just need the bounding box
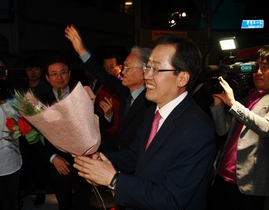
[45,55,70,75]
[254,45,269,63]
[103,53,122,65]
[153,34,202,91]
[23,56,43,69]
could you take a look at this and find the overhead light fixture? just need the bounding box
[168,12,179,27]
[219,37,237,50]
[168,19,176,27]
[180,12,187,18]
[125,1,132,5]
[168,10,187,28]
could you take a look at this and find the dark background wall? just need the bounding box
[0,0,269,87]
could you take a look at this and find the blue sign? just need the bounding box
[241,20,264,29]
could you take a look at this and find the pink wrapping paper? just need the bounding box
[23,82,101,156]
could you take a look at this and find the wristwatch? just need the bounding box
[108,171,121,191]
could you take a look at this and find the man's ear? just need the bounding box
[177,71,190,88]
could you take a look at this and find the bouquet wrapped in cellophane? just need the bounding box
[14,81,101,156]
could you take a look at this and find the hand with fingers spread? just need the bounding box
[65,24,87,57]
[52,155,71,175]
[212,76,236,107]
[74,152,116,186]
[99,97,113,118]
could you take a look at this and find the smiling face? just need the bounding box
[253,59,269,90]
[144,44,190,108]
[121,52,145,92]
[46,62,71,91]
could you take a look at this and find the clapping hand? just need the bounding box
[99,97,113,118]
[74,152,116,186]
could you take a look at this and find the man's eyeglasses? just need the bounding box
[48,71,69,78]
[142,63,178,76]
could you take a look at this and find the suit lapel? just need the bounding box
[136,95,192,173]
[119,89,147,132]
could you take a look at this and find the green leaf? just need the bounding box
[25,129,39,144]
[57,88,63,100]
[13,130,21,139]
[25,128,45,145]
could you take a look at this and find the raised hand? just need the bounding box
[65,24,87,56]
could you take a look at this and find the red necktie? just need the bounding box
[145,111,162,150]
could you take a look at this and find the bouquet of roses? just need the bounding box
[5,116,45,145]
[4,91,45,146]
[7,82,105,209]
[7,82,101,156]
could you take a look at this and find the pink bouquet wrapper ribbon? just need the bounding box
[23,82,101,156]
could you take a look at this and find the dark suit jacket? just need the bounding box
[38,90,77,180]
[84,57,154,150]
[106,94,216,210]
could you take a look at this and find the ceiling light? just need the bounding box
[219,37,237,50]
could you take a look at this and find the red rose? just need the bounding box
[18,117,31,136]
[6,118,16,132]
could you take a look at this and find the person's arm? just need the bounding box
[65,24,87,57]
[228,100,269,137]
[210,76,236,136]
[65,24,128,97]
[211,76,269,137]
[210,102,232,136]
[44,138,71,175]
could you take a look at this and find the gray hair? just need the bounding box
[130,46,151,65]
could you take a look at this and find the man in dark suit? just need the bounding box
[69,29,216,209]
[42,55,92,210]
[65,25,153,151]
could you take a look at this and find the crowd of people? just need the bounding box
[0,24,268,210]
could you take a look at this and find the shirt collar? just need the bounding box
[130,86,145,101]
[248,88,269,100]
[156,91,188,121]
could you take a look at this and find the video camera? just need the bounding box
[204,61,258,99]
